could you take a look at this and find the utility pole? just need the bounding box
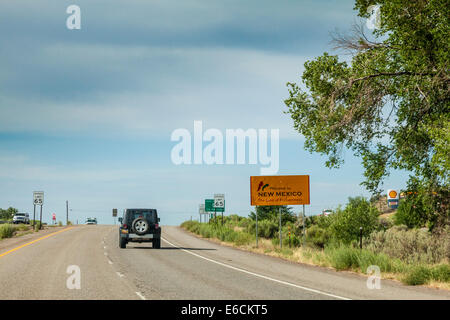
[66,200,68,225]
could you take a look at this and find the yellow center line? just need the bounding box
[0,227,74,258]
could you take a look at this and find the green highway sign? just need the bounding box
[205,199,224,212]
[205,199,214,212]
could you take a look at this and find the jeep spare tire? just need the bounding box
[132,218,149,235]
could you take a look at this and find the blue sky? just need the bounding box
[0,1,409,225]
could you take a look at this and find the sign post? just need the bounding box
[255,206,258,247]
[112,208,117,225]
[32,204,36,227]
[33,191,44,229]
[302,204,306,247]
[213,194,225,225]
[39,205,43,229]
[250,175,310,249]
[199,204,205,223]
[279,206,282,248]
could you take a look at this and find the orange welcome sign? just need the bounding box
[250,175,310,206]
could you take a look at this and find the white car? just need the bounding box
[13,213,30,224]
[86,218,97,225]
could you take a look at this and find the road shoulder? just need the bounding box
[0,226,73,255]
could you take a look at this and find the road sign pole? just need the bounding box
[255,206,258,248]
[279,206,282,248]
[66,200,69,225]
[302,204,306,247]
[32,204,36,227]
[39,205,43,230]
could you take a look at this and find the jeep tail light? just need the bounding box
[123,224,128,229]
[155,224,159,229]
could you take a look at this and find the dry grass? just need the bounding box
[181,225,450,290]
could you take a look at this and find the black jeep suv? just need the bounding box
[119,208,161,249]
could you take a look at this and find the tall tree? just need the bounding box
[0,207,18,220]
[285,1,449,222]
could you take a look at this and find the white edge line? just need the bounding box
[135,292,146,300]
[161,236,351,301]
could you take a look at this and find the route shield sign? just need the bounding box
[250,175,310,206]
[214,194,225,209]
[33,191,44,206]
[199,204,205,214]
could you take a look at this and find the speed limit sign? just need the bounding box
[33,191,44,206]
[214,194,225,209]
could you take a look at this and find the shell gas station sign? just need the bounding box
[250,175,310,206]
[387,189,399,209]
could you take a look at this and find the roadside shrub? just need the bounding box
[259,220,278,238]
[234,232,252,246]
[17,224,31,232]
[246,220,279,239]
[271,237,281,247]
[378,217,394,231]
[364,225,450,264]
[329,197,380,244]
[189,222,200,234]
[356,249,395,273]
[217,228,236,242]
[430,264,450,282]
[324,244,396,273]
[325,245,360,270]
[402,266,432,285]
[283,234,301,247]
[58,221,63,226]
[238,218,251,229]
[0,224,17,239]
[394,196,430,228]
[280,247,294,256]
[306,225,331,248]
[199,224,212,238]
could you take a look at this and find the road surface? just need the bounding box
[0,225,448,300]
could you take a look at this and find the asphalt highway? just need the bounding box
[0,225,448,300]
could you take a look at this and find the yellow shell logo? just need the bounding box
[389,190,397,198]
